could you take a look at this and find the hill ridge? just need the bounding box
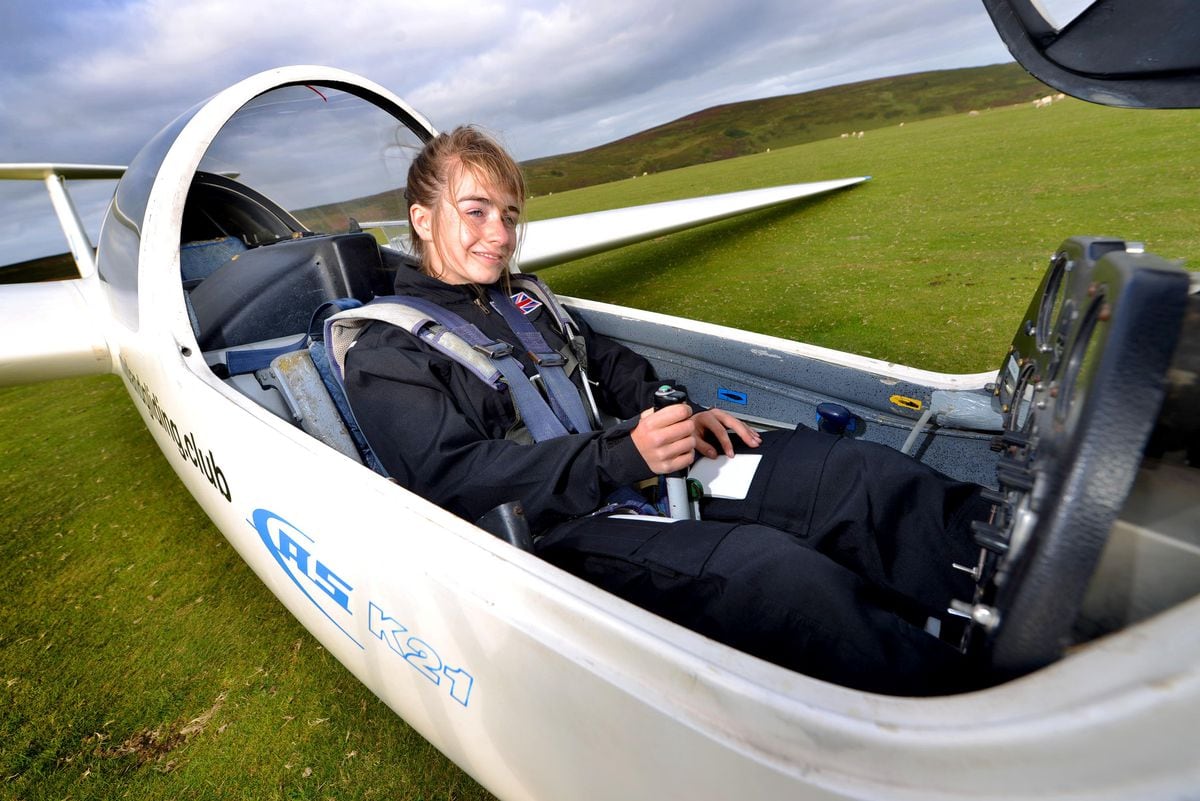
[523,62,1049,195]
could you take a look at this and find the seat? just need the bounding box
[189,232,391,350]
[180,235,248,285]
[257,339,388,475]
[261,348,362,463]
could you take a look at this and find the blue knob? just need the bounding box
[816,402,857,435]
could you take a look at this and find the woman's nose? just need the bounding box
[484,213,511,246]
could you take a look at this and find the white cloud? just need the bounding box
[0,0,1020,264]
[0,2,1012,164]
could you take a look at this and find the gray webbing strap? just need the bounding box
[488,287,592,435]
[325,299,571,443]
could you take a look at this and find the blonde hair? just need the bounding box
[405,125,526,281]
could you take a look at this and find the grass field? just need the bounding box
[0,377,491,799]
[2,92,1198,799]
[530,97,1200,373]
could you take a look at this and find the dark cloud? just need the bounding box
[2,1,1013,162]
[0,0,1016,261]
[481,0,1010,156]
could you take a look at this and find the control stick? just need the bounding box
[654,384,694,520]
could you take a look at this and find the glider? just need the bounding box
[1,2,1197,795]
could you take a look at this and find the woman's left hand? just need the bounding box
[691,408,762,459]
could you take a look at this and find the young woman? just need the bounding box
[342,126,990,695]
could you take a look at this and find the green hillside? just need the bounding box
[524,63,1051,194]
[529,96,1199,373]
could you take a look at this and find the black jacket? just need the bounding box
[342,265,666,531]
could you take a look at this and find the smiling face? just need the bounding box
[410,166,520,286]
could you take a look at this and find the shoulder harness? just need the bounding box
[325,273,599,444]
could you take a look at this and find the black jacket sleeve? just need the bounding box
[343,321,657,531]
[576,315,664,419]
[575,315,705,418]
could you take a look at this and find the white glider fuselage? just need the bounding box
[2,65,1198,800]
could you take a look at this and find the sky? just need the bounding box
[0,0,1093,262]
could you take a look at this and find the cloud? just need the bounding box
[1,0,1011,161]
[0,0,1014,261]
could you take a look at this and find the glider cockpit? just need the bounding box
[166,76,1200,694]
[177,83,422,351]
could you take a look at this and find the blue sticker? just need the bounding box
[251,508,362,649]
[717,387,748,405]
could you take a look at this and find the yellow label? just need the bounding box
[889,394,923,411]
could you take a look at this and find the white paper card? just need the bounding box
[687,454,762,500]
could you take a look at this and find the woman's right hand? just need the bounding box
[630,404,697,474]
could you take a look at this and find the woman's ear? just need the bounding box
[410,203,434,242]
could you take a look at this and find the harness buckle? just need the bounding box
[473,340,513,359]
[528,350,566,367]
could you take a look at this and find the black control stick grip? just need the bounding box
[653,384,689,410]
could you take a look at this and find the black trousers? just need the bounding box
[535,425,991,695]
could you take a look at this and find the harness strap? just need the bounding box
[382,295,577,443]
[509,273,586,364]
[487,287,593,435]
[325,298,571,443]
[510,273,602,425]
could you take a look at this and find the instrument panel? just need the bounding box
[958,237,1191,678]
